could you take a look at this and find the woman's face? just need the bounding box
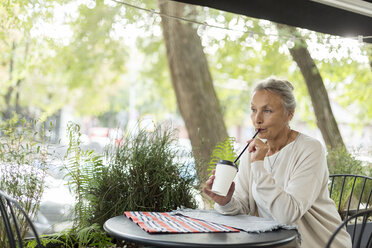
[250,90,293,140]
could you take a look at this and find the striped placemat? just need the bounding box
[124,211,240,234]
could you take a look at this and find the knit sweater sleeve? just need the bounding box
[250,137,326,224]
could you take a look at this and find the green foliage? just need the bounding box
[202,13,297,126]
[0,0,56,120]
[34,0,129,117]
[327,146,372,217]
[327,146,370,176]
[135,11,177,117]
[63,122,106,228]
[61,122,196,246]
[26,224,113,248]
[328,175,372,219]
[0,114,53,247]
[61,122,114,247]
[208,136,237,175]
[88,124,197,227]
[0,0,130,120]
[2,0,372,131]
[75,224,113,247]
[316,46,372,126]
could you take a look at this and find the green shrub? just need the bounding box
[35,123,197,248]
[26,224,113,248]
[88,124,197,227]
[0,115,53,247]
[62,122,197,227]
[326,146,369,175]
[326,146,372,217]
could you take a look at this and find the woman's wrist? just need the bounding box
[216,197,233,208]
[251,157,265,163]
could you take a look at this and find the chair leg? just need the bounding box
[0,198,17,248]
[8,201,24,248]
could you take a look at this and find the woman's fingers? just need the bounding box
[205,170,216,189]
[203,170,216,196]
[205,175,214,188]
[248,138,268,162]
[202,181,235,206]
[202,168,235,206]
[246,139,254,152]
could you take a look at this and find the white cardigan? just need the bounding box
[215,133,352,248]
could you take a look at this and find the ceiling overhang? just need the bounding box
[173,0,372,43]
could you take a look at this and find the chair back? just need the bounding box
[329,174,372,220]
[326,209,372,248]
[0,190,42,248]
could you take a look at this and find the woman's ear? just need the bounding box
[288,110,294,121]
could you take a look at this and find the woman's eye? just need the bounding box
[251,109,256,113]
[264,109,271,113]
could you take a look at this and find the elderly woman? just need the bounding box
[203,77,352,248]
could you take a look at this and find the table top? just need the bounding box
[104,215,298,248]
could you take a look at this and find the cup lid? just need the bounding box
[218,160,238,168]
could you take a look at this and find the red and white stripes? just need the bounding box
[124,211,239,234]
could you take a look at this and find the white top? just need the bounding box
[215,133,352,248]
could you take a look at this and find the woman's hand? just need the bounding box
[202,169,235,206]
[247,138,269,162]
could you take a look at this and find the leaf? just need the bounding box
[208,136,237,175]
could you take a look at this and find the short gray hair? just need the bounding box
[253,77,296,112]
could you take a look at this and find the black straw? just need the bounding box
[234,129,261,163]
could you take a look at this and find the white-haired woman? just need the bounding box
[203,77,351,248]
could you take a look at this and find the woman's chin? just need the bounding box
[258,133,267,139]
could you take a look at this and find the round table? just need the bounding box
[104,215,298,247]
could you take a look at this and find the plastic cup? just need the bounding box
[211,160,238,196]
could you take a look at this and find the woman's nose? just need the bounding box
[254,112,263,124]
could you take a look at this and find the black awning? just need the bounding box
[173,0,372,43]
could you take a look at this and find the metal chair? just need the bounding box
[329,174,372,220]
[326,209,372,248]
[0,190,42,248]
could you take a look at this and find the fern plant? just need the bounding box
[208,136,237,175]
[61,122,113,247]
[26,224,113,248]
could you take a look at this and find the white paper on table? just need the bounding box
[172,208,297,233]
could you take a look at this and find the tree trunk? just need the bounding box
[15,40,29,115]
[281,26,345,150]
[3,41,17,120]
[158,0,228,184]
[15,79,21,114]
